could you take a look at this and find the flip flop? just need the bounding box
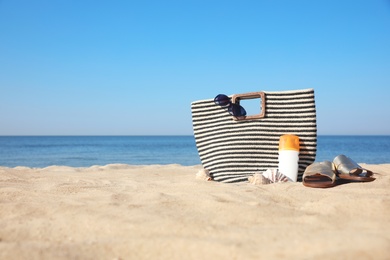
[333,155,375,182]
[303,161,337,188]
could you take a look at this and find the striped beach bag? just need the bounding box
[191,88,317,183]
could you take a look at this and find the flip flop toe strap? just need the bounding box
[334,155,356,173]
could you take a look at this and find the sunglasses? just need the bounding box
[214,94,247,117]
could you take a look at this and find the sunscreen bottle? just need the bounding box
[278,134,300,182]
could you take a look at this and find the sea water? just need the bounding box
[0,136,200,168]
[0,135,389,168]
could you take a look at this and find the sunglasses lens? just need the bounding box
[214,94,231,106]
[228,103,247,117]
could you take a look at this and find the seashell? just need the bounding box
[196,168,212,181]
[248,173,264,185]
[249,169,289,185]
[262,168,289,183]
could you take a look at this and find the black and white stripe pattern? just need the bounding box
[191,88,317,183]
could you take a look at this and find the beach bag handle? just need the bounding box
[231,91,266,121]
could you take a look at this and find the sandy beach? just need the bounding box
[0,163,389,259]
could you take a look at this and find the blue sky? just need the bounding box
[1,0,389,135]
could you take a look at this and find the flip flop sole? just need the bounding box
[337,174,375,182]
[303,174,337,188]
